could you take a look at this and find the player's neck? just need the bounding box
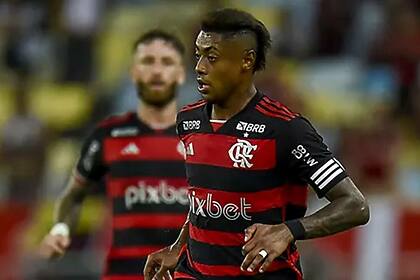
[137,99,177,130]
[211,82,257,120]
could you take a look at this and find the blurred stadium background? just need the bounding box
[0,0,419,279]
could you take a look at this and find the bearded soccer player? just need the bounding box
[39,30,189,280]
[144,9,370,280]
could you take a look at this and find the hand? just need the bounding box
[241,223,294,274]
[144,245,182,280]
[39,234,71,259]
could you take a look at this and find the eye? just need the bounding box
[208,56,217,62]
[195,53,200,60]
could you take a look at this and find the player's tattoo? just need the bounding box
[54,172,90,229]
[300,177,369,239]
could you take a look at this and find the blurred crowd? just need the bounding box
[0,0,419,279]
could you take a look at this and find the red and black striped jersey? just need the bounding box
[75,112,188,280]
[175,92,348,280]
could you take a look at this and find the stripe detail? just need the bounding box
[310,158,345,190]
[191,259,295,277]
[113,213,187,229]
[180,100,207,112]
[109,161,185,178]
[209,119,226,123]
[260,99,296,118]
[310,159,334,180]
[315,163,339,185]
[108,246,163,259]
[255,105,293,121]
[99,112,134,128]
[182,133,276,170]
[112,228,180,247]
[189,224,244,246]
[319,169,344,190]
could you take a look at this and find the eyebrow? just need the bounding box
[195,46,218,52]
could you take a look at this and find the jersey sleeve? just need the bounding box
[285,117,348,197]
[75,127,108,182]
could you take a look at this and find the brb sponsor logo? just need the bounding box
[228,139,257,168]
[183,120,201,130]
[236,121,266,133]
[189,191,252,221]
[125,181,189,209]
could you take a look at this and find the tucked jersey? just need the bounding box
[175,92,348,280]
[75,112,188,280]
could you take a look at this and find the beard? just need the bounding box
[135,81,178,108]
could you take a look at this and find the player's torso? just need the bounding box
[100,114,189,278]
[177,94,305,278]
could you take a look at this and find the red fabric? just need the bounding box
[182,133,276,170]
[113,213,187,229]
[104,136,184,163]
[210,122,224,132]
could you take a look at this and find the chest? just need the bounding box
[102,135,185,164]
[180,117,279,171]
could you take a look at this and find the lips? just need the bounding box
[197,78,210,93]
[148,80,166,90]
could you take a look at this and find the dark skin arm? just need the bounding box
[144,218,190,280]
[241,177,369,273]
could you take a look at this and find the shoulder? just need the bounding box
[97,112,136,128]
[179,99,207,113]
[177,100,207,123]
[254,95,299,122]
[89,112,137,139]
[176,100,207,135]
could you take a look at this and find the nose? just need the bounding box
[151,62,164,76]
[195,57,207,76]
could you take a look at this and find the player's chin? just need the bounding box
[198,88,214,101]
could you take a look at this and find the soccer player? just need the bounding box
[39,30,189,280]
[144,9,370,280]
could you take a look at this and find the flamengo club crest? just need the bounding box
[228,139,257,168]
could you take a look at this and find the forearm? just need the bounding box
[300,195,369,239]
[53,174,89,232]
[170,217,190,251]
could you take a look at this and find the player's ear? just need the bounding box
[242,49,256,71]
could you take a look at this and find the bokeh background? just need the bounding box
[0,0,419,279]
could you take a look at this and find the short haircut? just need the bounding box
[132,29,185,57]
[201,8,271,71]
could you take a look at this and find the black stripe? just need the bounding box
[106,257,146,275]
[112,197,189,215]
[188,239,241,266]
[113,228,180,247]
[190,208,284,233]
[188,239,293,267]
[176,253,300,280]
[110,161,186,178]
[285,204,307,221]
[186,164,285,192]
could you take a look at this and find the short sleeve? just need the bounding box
[75,128,107,182]
[285,117,348,197]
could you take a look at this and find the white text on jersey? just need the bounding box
[189,191,252,221]
[125,181,189,209]
[236,121,266,133]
